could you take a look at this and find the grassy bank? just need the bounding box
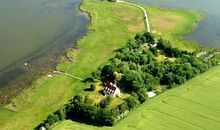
[146,6,204,51]
[53,65,220,130]
[0,0,204,129]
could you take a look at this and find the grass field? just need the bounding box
[52,65,220,130]
[0,0,205,129]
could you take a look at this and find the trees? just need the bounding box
[42,114,59,129]
[126,96,139,110]
[101,64,115,81]
[149,47,158,56]
[136,88,147,103]
[120,70,144,92]
[71,95,83,104]
[157,38,189,57]
[55,107,66,120]
[117,102,129,114]
[113,71,123,82]
[143,32,154,43]
[96,109,115,126]
[46,114,56,126]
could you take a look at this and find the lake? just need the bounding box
[131,0,220,48]
[0,0,89,104]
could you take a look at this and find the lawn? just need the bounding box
[0,0,204,129]
[52,65,220,130]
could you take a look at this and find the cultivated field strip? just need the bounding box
[152,103,220,130]
[163,96,220,121]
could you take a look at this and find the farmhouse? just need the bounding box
[103,81,121,97]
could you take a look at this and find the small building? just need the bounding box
[103,81,121,97]
[203,52,209,58]
[39,126,47,130]
[149,38,158,48]
[147,91,157,98]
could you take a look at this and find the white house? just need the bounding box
[103,81,121,97]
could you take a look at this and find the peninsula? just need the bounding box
[0,0,219,130]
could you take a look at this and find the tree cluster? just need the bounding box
[94,32,218,97]
[36,107,67,129]
[37,94,140,128]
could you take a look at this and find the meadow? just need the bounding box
[0,0,205,129]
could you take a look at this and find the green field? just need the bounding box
[0,0,206,130]
[53,65,220,130]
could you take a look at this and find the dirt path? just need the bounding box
[53,71,83,81]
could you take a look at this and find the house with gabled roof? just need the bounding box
[103,81,121,97]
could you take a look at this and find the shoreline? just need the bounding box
[0,28,85,105]
[145,5,206,51]
[79,0,92,26]
[0,0,89,106]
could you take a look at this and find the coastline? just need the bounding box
[0,0,208,129]
[79,0,92,26]
[0,0,89,105]
[146,5,205,51]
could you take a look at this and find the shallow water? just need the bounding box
[131,0,220,48]
[0,0,89,104]
[0,0,87,71]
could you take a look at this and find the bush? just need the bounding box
[55,107,66,120]
[99,95,113,108]
[46,114,57,126]
[136,89,147,104]
[117,102,129,114]
[71,95,83,104]
[126,96,139,110]
[90,84,96,91]
[84,95,94,104]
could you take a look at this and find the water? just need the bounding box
[131,0,220,48]
[0,0,89,104]
[0,0,86,71]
